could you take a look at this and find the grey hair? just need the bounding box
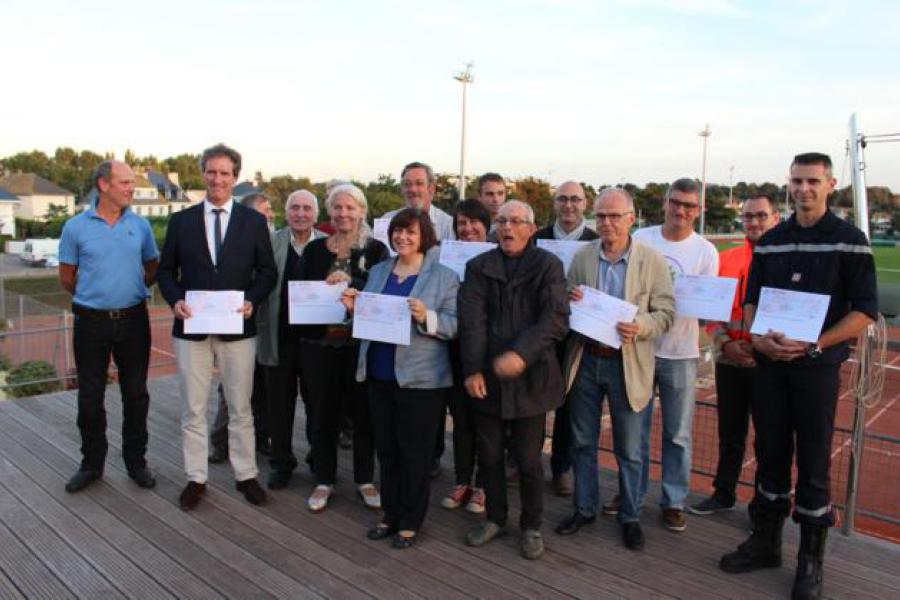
[499,199,535,224]
[240,192,269,209]
[595,187,635,211]
[664,177,701,200]
[325,183,372,248]
[401,161,435,185]
[92,160,115,191]
[285,189,320,216]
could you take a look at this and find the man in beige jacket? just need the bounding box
[555,188,675,551]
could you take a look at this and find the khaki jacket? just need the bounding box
[562,239,675,411]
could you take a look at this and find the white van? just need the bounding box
[21,238,60,267]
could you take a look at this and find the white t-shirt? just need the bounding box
[632,225,719,359]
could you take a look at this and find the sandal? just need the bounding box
[367,523,396,541]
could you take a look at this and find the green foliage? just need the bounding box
[5,360,62,397]
[514,177,554,226]
[0,354,12,372]
[15,216,68,238]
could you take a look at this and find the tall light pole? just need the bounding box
[728,164,735,206]
[698,123,711,235]
[454,62,474,200]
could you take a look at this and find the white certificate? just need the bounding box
[569,285,638,349]
[352,292,411,346]
[288,281,348,324]
[750,287,830,343]
[183,290,244,335]
[439,240,496,280]
[536,239,590,275]
[373,218,397,256]
[674,275,739,321]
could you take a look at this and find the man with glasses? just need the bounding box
[533,181,598,496]
[721,154,877,600]
[459,200,569,560]
[555,188,674,550]
[689,195,780,515]
[631,178,718,533]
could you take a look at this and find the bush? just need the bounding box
[0,353,12,372]
[5,360,62,397]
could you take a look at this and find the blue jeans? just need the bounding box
[639,357,697,510]
[570,353,647,524]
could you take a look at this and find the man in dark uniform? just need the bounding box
[720,153,878,600]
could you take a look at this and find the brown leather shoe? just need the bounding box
[663,508,687,532]
[236,478,268,506]
[179,482,206,510]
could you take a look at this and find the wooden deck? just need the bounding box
[0,377,897,599]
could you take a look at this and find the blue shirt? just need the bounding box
[366,273,417,382]
[597,242,631,300]
[59,206,159,309]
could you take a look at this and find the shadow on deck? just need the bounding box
[0,376,897,599]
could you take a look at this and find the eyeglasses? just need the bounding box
[741,211,771,222]
[595,211,633,223]
[495,217,533,226]
[667,198,700,211]
[555,195,585,204]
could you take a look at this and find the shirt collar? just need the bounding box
[787,209,838,233]
[598,237,632,264]
[204,197,234,215]
[553,219,586,241]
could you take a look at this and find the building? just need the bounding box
[0,174,75,221]
[78,170,199,217]
[0,186,20,236]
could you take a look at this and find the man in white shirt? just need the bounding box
[383,162,455,241]
[630,178,718,533]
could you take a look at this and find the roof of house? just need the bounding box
[0,173,73,196]
[233,181,261,198]
[0,186,19,202]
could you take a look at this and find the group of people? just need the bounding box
[58,144,877,600]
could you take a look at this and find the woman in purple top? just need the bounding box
[343,208,459,549]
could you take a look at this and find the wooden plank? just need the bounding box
[0,520,72,600]
[0,416,223,600]
[4,399,319,600]
[0,567,26,600]
[0,408,268,600]
[0,476,115,598]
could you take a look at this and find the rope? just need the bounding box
[847,314,887,410]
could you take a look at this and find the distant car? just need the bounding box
[44,255,59,268]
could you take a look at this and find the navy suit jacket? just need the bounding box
[158,201,277,341]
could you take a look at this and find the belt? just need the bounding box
[72,301,146,320]
[584,342,621,358]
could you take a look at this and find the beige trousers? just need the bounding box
[174,336,258,483]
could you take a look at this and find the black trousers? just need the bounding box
[447,383,482,487]
[210,362,268,452]
[300,342,374,484]
[264,337,313,473]
[550,398,572,476]
[475,411,546,530]
[713,362,757,504]
[73,307,151,473]
[750,361,840,526]
[369,381,446,531]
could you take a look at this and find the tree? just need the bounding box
[513,177,554,226]
[45,203,69,220]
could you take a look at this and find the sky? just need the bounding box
[3,0,899,190]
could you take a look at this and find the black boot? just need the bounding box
[720,507,785,573]
[792,523,827,600]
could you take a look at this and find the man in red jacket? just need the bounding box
[690,195,780,515]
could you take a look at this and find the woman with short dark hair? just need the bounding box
[342,208,459,548]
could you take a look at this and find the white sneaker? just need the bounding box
[357,483,381,509]
[308,484,333,513]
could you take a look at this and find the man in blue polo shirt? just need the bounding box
[59,160,160,493]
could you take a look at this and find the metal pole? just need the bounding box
[843,112,871,535]
[17,294,23,359]
[62,309,71,376]
[454,62,474,201]
[699,124,710,235]
[728,165,734,206]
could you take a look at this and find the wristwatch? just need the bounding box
[806,344,823,359]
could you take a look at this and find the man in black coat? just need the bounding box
[459,200,569,560]
[532,180,598,496]
[158,143,277,511]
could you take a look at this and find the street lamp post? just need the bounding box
[728,165,735,206]
[698,123,711,235]
[454,62,474,201]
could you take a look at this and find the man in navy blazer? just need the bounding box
[158,143,277,510]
